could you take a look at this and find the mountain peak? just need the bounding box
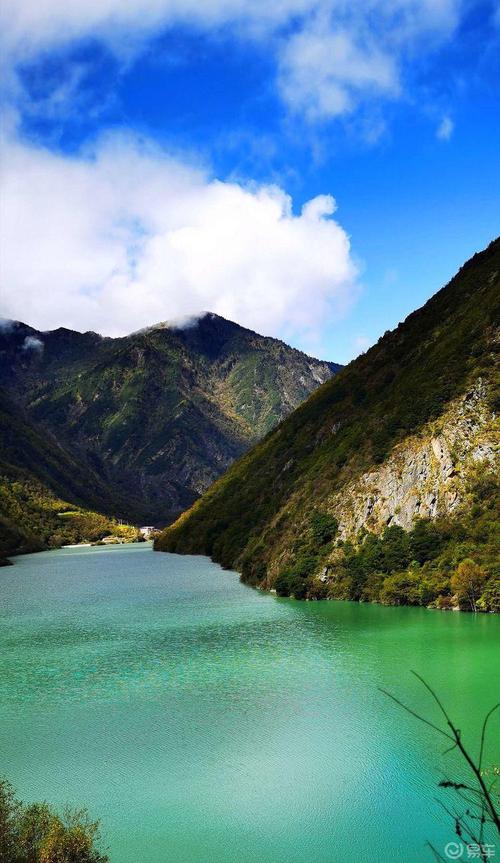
[145,311,257,338]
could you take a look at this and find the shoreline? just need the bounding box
[154,543,496,615]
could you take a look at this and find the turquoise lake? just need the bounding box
[1,543,499,862]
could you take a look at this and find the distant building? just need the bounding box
[140,526,157,538]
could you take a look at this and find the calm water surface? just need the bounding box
[1,544,499,862]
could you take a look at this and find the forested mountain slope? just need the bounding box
[157,239,500,611]
[0,313,339,546]
[0,390,141,559]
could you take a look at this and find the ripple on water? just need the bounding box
[1,545,499,863]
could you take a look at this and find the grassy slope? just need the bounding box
[156,239,500,606]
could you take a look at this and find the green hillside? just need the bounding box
[0,475,141,560]
[0,392,141,560]
[156,239,500,612]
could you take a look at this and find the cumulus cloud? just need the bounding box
[436,115,454,140]
[0,130,358,345]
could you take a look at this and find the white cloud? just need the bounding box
[0,0,463,124]
[436,115,454,140]
[0,0,312,62]
[277,1,462,121]
[279,23,399,120]
[22,335,44,352]
[0,130,358,345]
[353,335,372,354]
[0,0,462,57]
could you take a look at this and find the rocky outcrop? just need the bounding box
[328,380,498,539]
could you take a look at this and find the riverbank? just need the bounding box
[155,488,499,613]
[154,539,498,614]
[0,472,148,562]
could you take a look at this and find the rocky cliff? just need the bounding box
[329,379,497,539]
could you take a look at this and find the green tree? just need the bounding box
[360,571,385,602]
[379,570,423,606]
[0,780,108,863]
[478,576,500,613]
[381,525,411,572]
[275,570,293,597]
[409,519,444,565]
[360,532,384,573]
[310,512,338,545]
[0,778,22,863]
[451,558,488,612]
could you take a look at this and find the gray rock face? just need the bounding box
[328,380,498,538]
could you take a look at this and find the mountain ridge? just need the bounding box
[0,313,341,553]
[156,239,500,611]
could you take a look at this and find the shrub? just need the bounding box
[478,577,500,613]
[275,570,310,598]
[307,578,329,600]
[435,594,455,610]
[420,569,451,606]
[310,512,339,545]
[360,572,385,603]
[292,553,319,579]
[379,571,423,606]
[326,573,353,601]
[289,576,309,600]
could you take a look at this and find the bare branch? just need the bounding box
[378,687,454,741]
[478,704,500,773]
[380,673,500,846]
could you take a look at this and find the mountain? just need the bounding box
[0,313,340,545]
[156,239,500,612]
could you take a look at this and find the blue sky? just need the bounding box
[0,1,499,363]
